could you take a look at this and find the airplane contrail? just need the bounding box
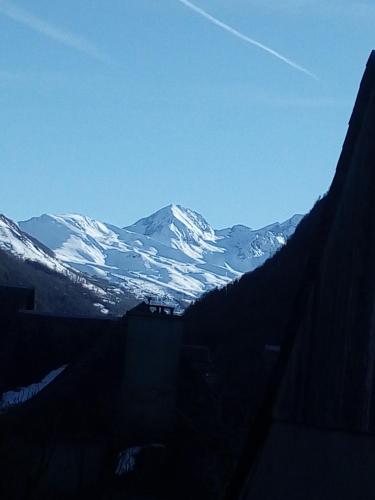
[0,0,112,64]
[177,0,318,80]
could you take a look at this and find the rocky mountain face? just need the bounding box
[19,205,303,307]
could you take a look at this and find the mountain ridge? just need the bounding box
[19,205,303,306]
[0,214,138,315]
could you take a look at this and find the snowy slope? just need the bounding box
[0,214,73,275]
[20,206,303,306]
[0,365,67,411]
[0,214,109,304]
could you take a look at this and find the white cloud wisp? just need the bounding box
[0,0,112,64]
[177,0,318,80]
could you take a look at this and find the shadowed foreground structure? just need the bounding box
[224,50,375,499]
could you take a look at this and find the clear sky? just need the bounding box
[1,0,374,229]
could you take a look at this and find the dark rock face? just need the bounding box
[183,52,375,500]
[277,51,375,432]
[236,51,375,500]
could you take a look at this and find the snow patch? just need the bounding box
[93,303,110,315]
[0,365,67,410]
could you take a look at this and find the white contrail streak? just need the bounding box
[177,0,317,80]
[0,0,112,64]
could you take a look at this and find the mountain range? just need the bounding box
[17,204,303,308]
[0,214,138,315]
[0,205,303,313]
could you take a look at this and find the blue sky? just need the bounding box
[1,0,374,229]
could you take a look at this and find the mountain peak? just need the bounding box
[125,204,216,254]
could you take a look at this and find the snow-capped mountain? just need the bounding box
[19,205,303,306]
[0,214,113,313]
[0,214,70,275]
[126,205,218,261]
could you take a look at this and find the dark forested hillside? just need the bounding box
[180,192,341,497]
[0,248,137,315]
[181,50,375,500]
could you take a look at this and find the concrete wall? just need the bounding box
[121,313,183,441]
[242,421,375,500]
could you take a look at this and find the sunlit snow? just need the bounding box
[18,206,303,306]
[0,215,106,299]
